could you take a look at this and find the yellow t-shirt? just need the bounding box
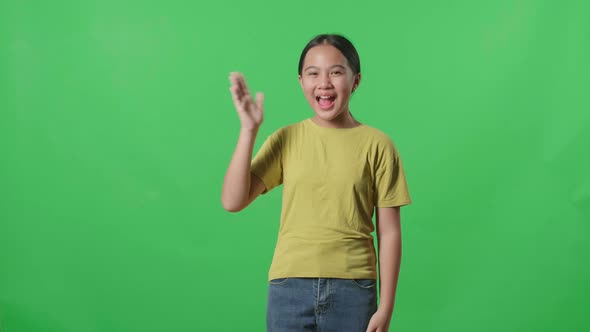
[251,118,412,281]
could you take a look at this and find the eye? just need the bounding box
[330,71,342,76]
[307,72,318,76]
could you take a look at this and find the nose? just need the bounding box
[318,73,333,88]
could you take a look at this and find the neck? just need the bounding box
[312,110,360,129]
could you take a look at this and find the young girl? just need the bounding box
[222,34,411,332]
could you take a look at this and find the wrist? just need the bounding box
[377,303,394,314]
[240,126,260,135]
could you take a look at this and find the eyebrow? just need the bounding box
[303,64,347,72]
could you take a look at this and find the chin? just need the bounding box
[313,109,344,121]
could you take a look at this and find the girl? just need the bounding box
[222,34,411,332]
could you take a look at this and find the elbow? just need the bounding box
[223,204,243,213]
[221,197,245,213]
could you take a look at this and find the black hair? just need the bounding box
[298,34,361,76]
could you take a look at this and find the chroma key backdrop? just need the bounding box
[1,0,588,331]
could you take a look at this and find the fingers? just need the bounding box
[365,318,377,332]
[239,82,252,108]
[255,92,264,111]
[236,73,251,99]
[230,86,243,109]
[229,73,248,112]
[228,72,251,101]
[229,72,264,120]
[228,72,244,101]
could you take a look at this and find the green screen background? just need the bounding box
[1,0,589,331]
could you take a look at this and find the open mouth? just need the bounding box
[316,95,336,110]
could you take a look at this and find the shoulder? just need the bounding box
[359,123,399,151]
[265,119,307,140]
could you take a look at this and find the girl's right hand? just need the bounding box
[229,72,264,130]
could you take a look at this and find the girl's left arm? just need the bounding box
[366,206,402,332]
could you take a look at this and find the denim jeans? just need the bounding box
[266,277,378,332]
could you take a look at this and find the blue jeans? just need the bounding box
[266,277,378,332]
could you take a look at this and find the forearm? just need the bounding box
[376,218,402,313]
[376,206,402,316]
[221,128,259,211]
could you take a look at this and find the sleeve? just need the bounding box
[373,138,412,208]
[250,129,283,195]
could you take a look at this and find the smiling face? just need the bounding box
[298,44,361,125]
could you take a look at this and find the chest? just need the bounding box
[282,139,376,194]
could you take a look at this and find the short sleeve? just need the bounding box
[250,130,283,195]
[374,138,412,208]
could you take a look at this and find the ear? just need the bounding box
[298,74,303,88]
[352,73,361,92]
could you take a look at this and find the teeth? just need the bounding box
[318,96,333,99]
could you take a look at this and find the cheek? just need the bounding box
[304,89,315,103]
[300,81,310,91]
[334,78,353,90]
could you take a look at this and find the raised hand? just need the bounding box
[228,72,264,130]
